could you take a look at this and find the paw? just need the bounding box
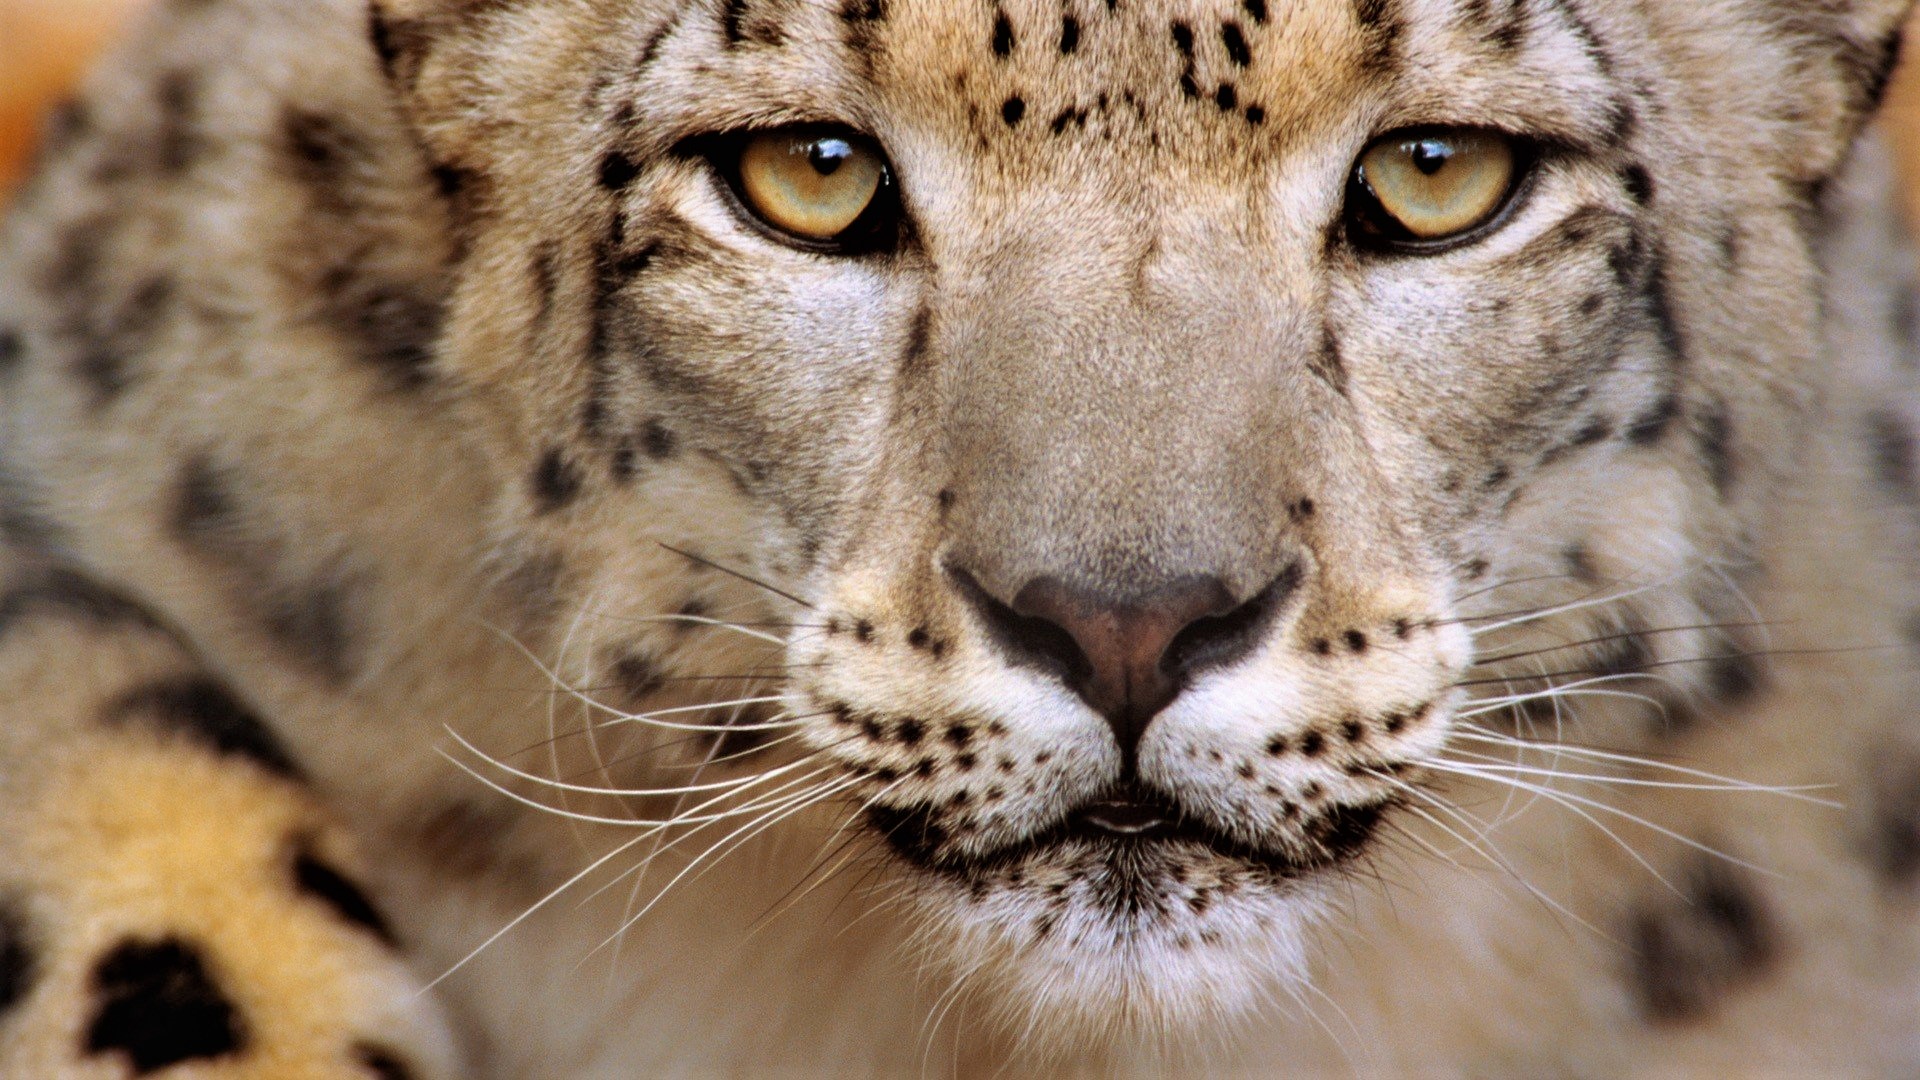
[0,733,465,1077]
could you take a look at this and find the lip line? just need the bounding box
[865,792,1393,882]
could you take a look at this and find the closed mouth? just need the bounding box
[867,782,1392,881]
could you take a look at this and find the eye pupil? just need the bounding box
[808,139,851,176]
[1410,140,1451,176]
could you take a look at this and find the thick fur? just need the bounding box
[2,0,1919,1074]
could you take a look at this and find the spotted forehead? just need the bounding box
[645,0,1619,181]
[684,0,1398,153]
[883,0,1382,129]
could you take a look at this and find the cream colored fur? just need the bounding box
[1,0,1918,1074]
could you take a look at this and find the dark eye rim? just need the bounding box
[691,123,903,256]
[1343,125,1539,256]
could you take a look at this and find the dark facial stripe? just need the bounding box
[1310,325,1350,395]
[899,304,934,376]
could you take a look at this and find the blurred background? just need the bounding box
[1,0,1918,214]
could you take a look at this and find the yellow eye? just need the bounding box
[735,130,888,244]
[1352,129,1520,245]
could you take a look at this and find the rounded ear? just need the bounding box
[1754,1,1915,184]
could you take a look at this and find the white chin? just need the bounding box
[905,863,1330,1054]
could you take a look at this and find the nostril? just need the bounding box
[948,568,1094,685]
[1162,559,1304,678]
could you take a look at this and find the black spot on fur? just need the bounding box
[499,550,565,628]
[1704,650,1762,707]
[530,448,584,514]
[0,899,35,1017]
[1572,414,1614,447]
[1214,83,1238,111]
[839,0,889,61]
[367,2,402,77]
[1865,748,1920,889]
[1605,97,1638,148]
[1625,394,1681,445]
[1353,0,1402,69]
[430,160,474,201]
[1595,626,1651,679]
[105,677,303,780]
[86,939,247,1074]
[1244,104,1266,125]
[1170,20,1195,54]
[598,150,640,191]
[992,11,1015,56]
[1221,21,1252,66]
[1893,285,1918,356]
[721,0,750,44]
[155,71,201,175]
[642,419,679,460]
[1483,0,1527,51]
[1644,254,1687,361]
[1059,14,1080,54]
[0,564,162,644]
[1001,96,1026,126]
[1693,399,1735,495]
[612,651,666,703]
[366,4,435,85]
[320,275,443,390]
[171,457,364,683]
[355,1043,419,1080]
[283,106,371,202]
[1562,542,1599,584]
[294,845,398,946]
[172,455,237,542]
[1630,859,1777,1023]
[0,327,22,375]
[1242,0,1268,24]
[41,229,172,406]
[1853,23,1907,117]
[1620,163,1655,206]
[1867,410,1917,496]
